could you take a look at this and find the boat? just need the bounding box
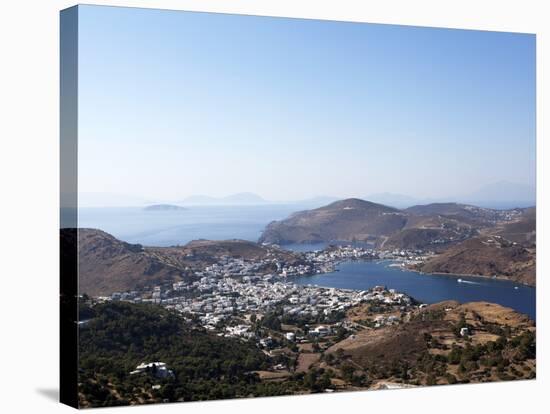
[457,278,463,283]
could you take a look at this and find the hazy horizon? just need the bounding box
[77,6,536,204]
[77,179,536,209]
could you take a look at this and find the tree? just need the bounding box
[426,374,436,386]
[445,373,457,384]
[341,364,355,382]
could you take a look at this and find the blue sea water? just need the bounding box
[78,205,299,246]
[292,260,536,321]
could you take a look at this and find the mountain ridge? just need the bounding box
[259,198,535,254]
[259,198,406,245]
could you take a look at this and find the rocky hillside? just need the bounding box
[259,199,523,250]
[147,238,302,273]
[492,207,536,247]
[72,229,184,296]
[259,198,407,245]
[404,202,507,227]
[64,229,303,296]
[323,300,535,387]
[382,212,480,250]
[415,236,536,286]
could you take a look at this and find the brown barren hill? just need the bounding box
[327,319,441,365]
[259,198,407,244]
[70,229,183,296]
[444,301,533,328]
[417,236,535,286]
[258,199,524,250]
[63,229,303,297]
[493,207,536,247]
[404,203,504,227]
[147,238,303,274]
[323,301,534,386]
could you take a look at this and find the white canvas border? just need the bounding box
[0,0,547,413]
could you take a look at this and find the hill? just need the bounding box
[323,301,534,387]
[66,229,303,296]
[404,202,507,227]
[148,238,301,273]
[259,199,514,249]
[382,226,477,251]
[70,229,184,296]
[415,236,535,286]
[381,210,481,250]
[259,198,407,245]
[492,207,536,247]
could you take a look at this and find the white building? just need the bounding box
[130,362,174,378]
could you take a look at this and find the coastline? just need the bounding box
[402,263,536,288]
[281,245,536,289]
[291,258,536,321]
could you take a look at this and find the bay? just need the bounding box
[292,260,536,320]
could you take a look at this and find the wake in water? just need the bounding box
[457,278,482,285]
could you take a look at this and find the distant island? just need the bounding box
[144,204,187,211]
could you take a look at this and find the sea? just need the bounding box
[78,205,300,246]
[78,205,536,321]
[292,260,536,321]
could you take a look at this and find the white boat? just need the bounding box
[457,278,463,283]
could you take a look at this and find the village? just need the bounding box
[104,245,429,320]
[96,245,432,367]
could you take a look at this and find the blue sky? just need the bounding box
[77,5,535,203]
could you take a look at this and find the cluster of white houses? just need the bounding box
[104,273,414,346]
[193,254,317,279]
[97,245,427,352]
[304,245,435,269]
